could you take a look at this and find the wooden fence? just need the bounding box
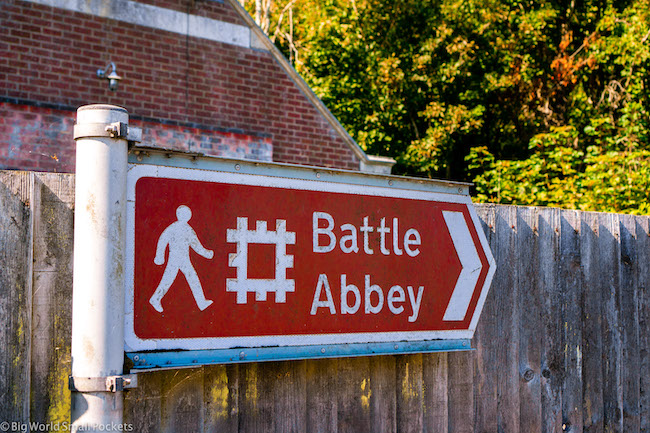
[1,170,649,432]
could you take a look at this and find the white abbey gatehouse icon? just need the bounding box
[226,217,296,304]
[149,205,214,313]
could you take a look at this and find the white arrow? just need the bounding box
[442,211,483,321]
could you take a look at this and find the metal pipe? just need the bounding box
[71,105,128,430]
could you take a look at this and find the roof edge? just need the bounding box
[224,0,396,174]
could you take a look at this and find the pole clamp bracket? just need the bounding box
[74,122,142,144]
[69,374,138,393]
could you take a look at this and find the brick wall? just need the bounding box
[0,102,274,172]
[0,102,76,172]
[1,0,360,172]
[133,118,272,161]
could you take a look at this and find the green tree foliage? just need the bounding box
[251,0,650,214]
[467,0,650,214]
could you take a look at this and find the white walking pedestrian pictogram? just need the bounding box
[149,205,214,313]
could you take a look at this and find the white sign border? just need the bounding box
[124,163,494,352]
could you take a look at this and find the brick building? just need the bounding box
[1,0,394,173]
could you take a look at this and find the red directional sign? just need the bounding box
[124,163,495,352]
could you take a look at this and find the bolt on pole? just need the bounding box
[71,105,129,430]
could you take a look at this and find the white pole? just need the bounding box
[71,105,129,430]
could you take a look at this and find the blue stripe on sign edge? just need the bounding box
[127,339,472,370]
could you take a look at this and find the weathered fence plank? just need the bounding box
[0,175,32,423]
[539,207,563,433]
[270,360,307,433]
[495,206,520,433]
[160,368,204,432]
[203,364,240,433]
[370,355,397,433]
[124,371,163,433]
[238,362,277,432]
[336,357,372,432]
[619,214,641,432]
[447,351,474,433]
[581,212,604,432]
[518,207,542,432]
[600,213,623,433]
[560,211,583,433]
[422,352,447,433]
[29,174,75,424]
[636,216,650,432]
[472,204,498,432]
[305,358,338,432]
[396,354,423,433]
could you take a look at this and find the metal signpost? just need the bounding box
[70,105,139,431]
[124,153,496,369]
